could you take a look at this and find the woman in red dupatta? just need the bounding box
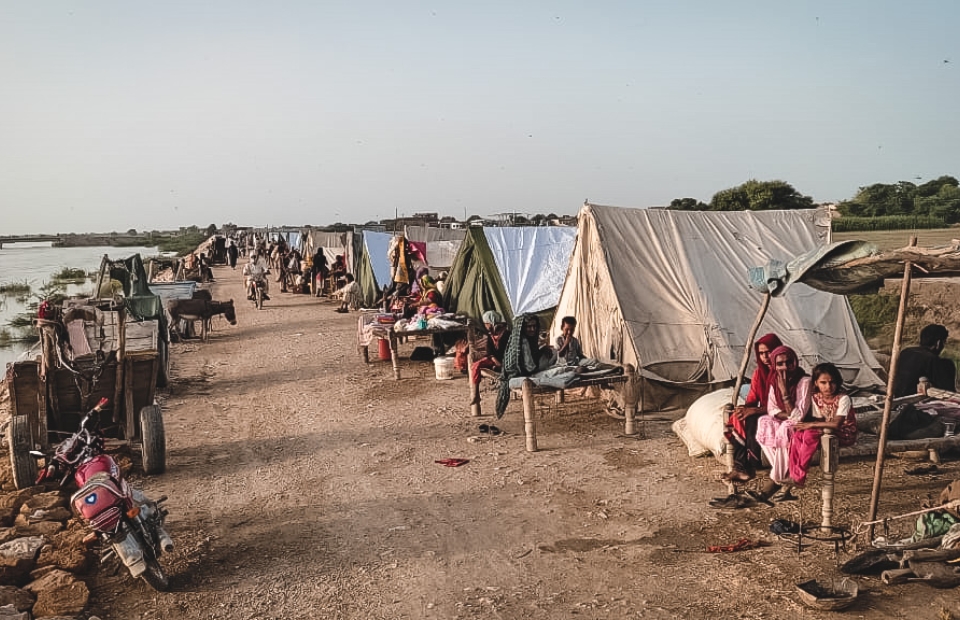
[723,333,782,482]
[754,345,812,499]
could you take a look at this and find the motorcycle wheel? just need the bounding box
[133,528,169,591]
[255,287,263,310]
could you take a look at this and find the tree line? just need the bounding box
[669,176,960,227]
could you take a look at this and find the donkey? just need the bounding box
[167,298,236,341]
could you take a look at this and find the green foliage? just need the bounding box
[832,215,948,232]
[51,267,89,282]
[667,179,814,212]
[710,179,814,211]
[155,230,209,256]
[839,176,960,222]
[669,198,709,210]
[849,293,899,338]
[0,281,32,296]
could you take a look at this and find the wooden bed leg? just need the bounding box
[929,448,941,464]
[821,430,838,531]
[556,390,565,404]
[470,381,482,417]
[522,379,537,452]
[467,327,481,416]
[390,334,401,380]
[361,345,369,363]
[623,365,640,436]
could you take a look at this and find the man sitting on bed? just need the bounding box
[893,324,956,398]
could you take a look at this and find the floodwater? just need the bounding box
[0,242,158,370]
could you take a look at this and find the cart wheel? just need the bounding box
[8,415,37,490]
[156,337,170,388]
[140,405,166,475]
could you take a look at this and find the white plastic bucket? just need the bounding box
[433,356,455,380]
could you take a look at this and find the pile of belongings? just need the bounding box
[842,480,960,588]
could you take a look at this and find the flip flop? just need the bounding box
[488,425,501,436]
[478,424,490,434]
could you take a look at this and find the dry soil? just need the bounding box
[68,265,960,619]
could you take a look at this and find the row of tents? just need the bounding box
[299,204,885,408]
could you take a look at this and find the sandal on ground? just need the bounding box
[709,494,755,509]
[775,489,799,502]
[745,490,775,507]
[478,424,501,435]
[720,470,754,483]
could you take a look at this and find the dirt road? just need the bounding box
[89,264,959,619]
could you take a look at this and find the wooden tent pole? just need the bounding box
[723,292,772,485]
[867,236,917,539]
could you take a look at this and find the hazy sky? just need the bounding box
[2,1,958,234]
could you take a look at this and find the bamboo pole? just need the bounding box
[867,236,917,539]
[723,292,772,488]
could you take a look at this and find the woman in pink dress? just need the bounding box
[754,345,812,501]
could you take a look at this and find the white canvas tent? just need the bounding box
[552,203,883,407]
[444,226,577,321]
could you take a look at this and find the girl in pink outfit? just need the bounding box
[755,346,812,495]
[788,363,851,487]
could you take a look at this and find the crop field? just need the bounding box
[833,227,960,250]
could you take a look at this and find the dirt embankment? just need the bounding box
[3,264,960,619]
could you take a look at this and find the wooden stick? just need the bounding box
[723,292,772,489]
[868,236,917,539]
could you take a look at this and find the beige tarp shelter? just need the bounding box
[304,230,354,273]
[551,203,883,409]
[404,225,466,274]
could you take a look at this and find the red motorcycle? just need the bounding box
[32,397,174,590]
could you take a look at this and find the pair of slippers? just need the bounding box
[478,424,502,436]
[709,493,756,509]
[743,489,798,507]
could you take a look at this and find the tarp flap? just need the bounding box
[753,239,960,296]
[552,205,882,389]
[750,240,881,296]
[484,227,577,315]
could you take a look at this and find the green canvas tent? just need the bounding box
[443,226,577,322]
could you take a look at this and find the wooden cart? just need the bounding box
[6,257,168,489]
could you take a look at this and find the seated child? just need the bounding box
[555,316,584,366]
[787,362,854,487]
[334,274,361,313]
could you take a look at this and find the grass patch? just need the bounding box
[0,281,32,296]
[155,231,210,256]
[51,266,90,282]
[849,293,900,339]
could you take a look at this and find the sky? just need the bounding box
[1,1,958,234]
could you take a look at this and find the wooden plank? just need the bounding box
[124,357,135,441]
